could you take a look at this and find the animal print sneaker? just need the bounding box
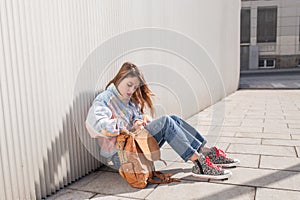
[192,155,232,180]
[204,146,240,168]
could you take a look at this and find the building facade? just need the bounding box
[241,0,300,70]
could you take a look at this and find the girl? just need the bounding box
[86,62,239,180]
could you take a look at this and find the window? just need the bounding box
[259,58,276,68]
[257,7,277,43]
[241,9,251,44]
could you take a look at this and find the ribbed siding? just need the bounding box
[0,0,101,199]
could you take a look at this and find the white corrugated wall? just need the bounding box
[0,0,102,199]
[0,0,240,199]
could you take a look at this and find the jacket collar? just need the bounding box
[107,83,130,104]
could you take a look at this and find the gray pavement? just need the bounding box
[46,90,300,200]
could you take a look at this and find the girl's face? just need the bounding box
[117,76,140,99]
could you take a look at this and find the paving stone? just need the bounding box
[76,172,156,199]
[289,128,300,134]
[264,114,286,119]
[185,118,198,125]
[244,115,266,120]
[199,127,222,136]
[225,118,244,122]
[286,119,300,124]
[241,119,264,124]
[264,119,287,124]
[291,134,300,139]
[196,130,210,136]
[68,171,103,190]
[158,161,196,180]
[146,180,255,200]
[198,116,234,127]
[212,142,229,151]
[262,139,300,146]
[226,153,260,168]
[154,160,174,171]
[235,132,290,139]
[197,120,221,126]
[226,114,247,119]
[202,129,236,137]
[283,110,300,115]
[227,144,296,157]
[288,123,300,129]
[195,125,216,131]
[263,127,290,134]
[222,122,242,127]
[283,107,300,111]
[260,155,300,172]
[91,194,134,199]
[216,137,261,145]
[46,189,95,200]
[285,115,300,120]
[161,148,183,162]
[256,188,300,200]
[247,110,265,115]
[220,126,263,133]
[263,124,288,129]
[206,125,225,134]
[98,165,119,173]
[241,121,264,127]
[205,135,225,146]
[218,131,237,137]
[216,167,300,191]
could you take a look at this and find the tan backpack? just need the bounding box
[116,129,180,189]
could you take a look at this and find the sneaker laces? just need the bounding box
[214,147,227,158]
[205,156,221,170]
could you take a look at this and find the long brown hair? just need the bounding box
[106,62,155,116]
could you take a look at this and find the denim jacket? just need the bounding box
[85,83,143,157]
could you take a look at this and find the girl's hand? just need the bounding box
[143,115,152,124]
[133,119,145,131]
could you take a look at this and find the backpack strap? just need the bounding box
[148,171,180,184]
[116,132,130,164]
[158,159,167,166]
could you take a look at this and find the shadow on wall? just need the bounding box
[37,91,102,199]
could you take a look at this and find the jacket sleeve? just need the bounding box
[86,99,120,138]
[132,103,143,122]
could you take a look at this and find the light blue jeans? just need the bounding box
[145,115,207,162]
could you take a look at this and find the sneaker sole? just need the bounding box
[191,171,232,180]
[216,161,240,168]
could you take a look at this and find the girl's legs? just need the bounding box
[145,115,233,180]
[170,115,207,152]
[170,115,240,168]
[145,115,205,162]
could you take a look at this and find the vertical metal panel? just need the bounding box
[0,3,12,199]
[0,0,22,199]
[25,0,48,197]
[9,0,35,199]
[0,0,101,199]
